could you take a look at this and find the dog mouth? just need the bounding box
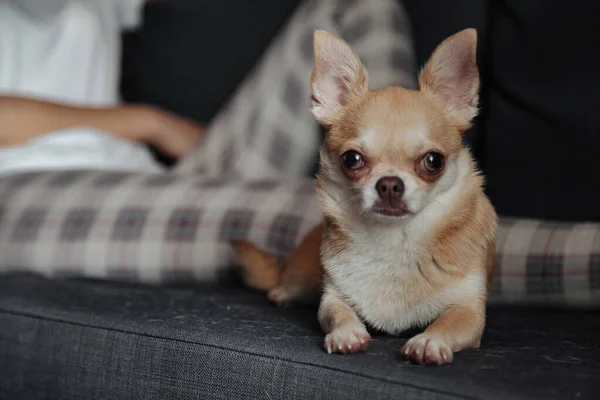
[371,201,410,217]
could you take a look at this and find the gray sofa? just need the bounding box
[1,274,598,399]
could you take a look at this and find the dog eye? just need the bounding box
[341,150,365,170]
[421,152,445,173]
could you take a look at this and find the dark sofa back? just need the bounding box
[121,0,302,124]
[480,2,600,221]
[388,1,600,222]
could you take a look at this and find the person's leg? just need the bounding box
[175,0,417,179]
[0,170,321,283]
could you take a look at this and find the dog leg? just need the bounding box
[231,224,323,306]
[402,302,485,365]
[318,287,370,354]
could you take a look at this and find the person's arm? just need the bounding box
[0,96,204,158]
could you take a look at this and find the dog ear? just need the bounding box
[419,28,480,129]
[310,30,369,126]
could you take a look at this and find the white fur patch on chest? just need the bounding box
[324,228,486,335]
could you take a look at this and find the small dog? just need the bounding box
[232,28,497,365]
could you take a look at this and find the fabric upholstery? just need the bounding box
[0,274,598,399]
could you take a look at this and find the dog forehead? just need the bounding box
[353,88,456,157]
[358,101,433,154]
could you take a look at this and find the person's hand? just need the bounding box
[133,105,206,159]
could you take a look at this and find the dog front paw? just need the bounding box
[324,322,370,354]
[402,333,453,365]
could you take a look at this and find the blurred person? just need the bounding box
[0,0,416,285]
[0,0,204,177]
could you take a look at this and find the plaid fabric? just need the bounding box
[491,218,600,306]
[0,171,322,283]
[175,0,416,179]
[0,171,599,306]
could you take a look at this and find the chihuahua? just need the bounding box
[232,28,497,365]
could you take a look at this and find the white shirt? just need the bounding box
[0,0,163,176]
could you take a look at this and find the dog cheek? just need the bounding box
[402,190,420,213]
[400,174,426,212]
[361,185,379,211]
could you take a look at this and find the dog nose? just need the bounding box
[375,176,404,200]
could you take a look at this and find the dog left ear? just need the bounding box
[419,28,480,129]
[310,30,369,126]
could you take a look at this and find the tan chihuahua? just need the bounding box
[232,28,497,365]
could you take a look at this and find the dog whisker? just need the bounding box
[332,194,362,211]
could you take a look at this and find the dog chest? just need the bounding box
[324,234,444,334]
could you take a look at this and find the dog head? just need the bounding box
[311,29,480,224]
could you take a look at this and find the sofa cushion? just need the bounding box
[0,274,598,399]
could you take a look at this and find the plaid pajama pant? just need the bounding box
[0,0,599,307]
[0,171,322,283]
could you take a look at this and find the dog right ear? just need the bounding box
[310,30,369,126]
[418,28,480,130]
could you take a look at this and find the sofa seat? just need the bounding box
[0,274,598,399]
